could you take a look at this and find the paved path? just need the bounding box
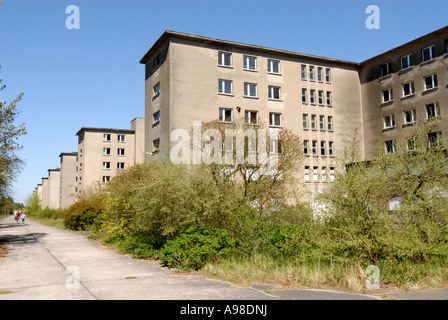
[0,216,445,301]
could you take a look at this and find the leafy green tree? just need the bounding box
[0,72,27,196]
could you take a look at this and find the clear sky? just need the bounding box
[1,0,447,203]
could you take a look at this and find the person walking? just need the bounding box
[15,211,20,223]
[20,213,26,224]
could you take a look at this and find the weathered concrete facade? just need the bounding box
[59,152,78,209]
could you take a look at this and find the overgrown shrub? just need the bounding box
[159,226,235,270]
[64,196,104,231]
[32,208,65,220]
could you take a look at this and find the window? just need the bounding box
[320,141,326,156]
[426,103,440,119]
[244,83,258,98]
[382,88,393,103]
[311,114,317,130]
[318,90,324,105]
[304,166,310,182]
[309,66,315,81]
[245,110,258,125]
[385,140,396,154]
[304,140,310,155]
[326,91,332,106]
[329,167,335,182]
[424,74,438,90]
[319,115,325,131]
[268,86,281,100]
[218,51,232,67]
[404,109,417,124]
[218,79,233,95]
[103,134,111,142]
[322,167,327,182]
[400,54,413,70]
[310,89,316,104]
[117,148,125,156]
[428,132,442,148]
[422,45,436,62]
[302,88,308,103]
[153,111,160,124]
[269,113,282,127]
[313,166,319,182]
[302,114,309,129]
[103,147,111,156]
[312,140,318,156]
[270,140,281,154]
[153,138,160,153]
[325,68,331,83]
[407,137,417,152]
[243,56,256,71]
[317,67,323,82]
[153,83,160,97]
[219,108,233,122]
[102,176,111,184]
[402,81,415,97]
[267,59,280,74]
[102,162,111,170]
[383,114,395,129]
[329,141,334,156]
[328,116,333,131]
[380,63,391,77]
[117,162,125,170]
[118,134,126,142]
[152,55,160,70]
[301,65,307,80]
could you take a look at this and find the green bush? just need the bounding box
[115,233,159,259]
[64,197,104,231]
[32,208,65,220]
[159,226,235,270]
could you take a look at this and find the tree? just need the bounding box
[0,70,27,196]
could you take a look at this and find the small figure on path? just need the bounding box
[21,213,26,224]
[15,211,20,223]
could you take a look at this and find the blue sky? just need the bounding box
[1,0,447,203]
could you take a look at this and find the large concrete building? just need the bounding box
[139,27,448,190]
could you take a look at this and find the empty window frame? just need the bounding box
[102,162,111,170]
[329,167,335,182]
[153,83,160,97]
[269,112,282,127]
[152,55,161,70]
[313,166,319,182]
[245,110,258,125]
[103,148,111,156]
[153,110,160,124]
[302,114,309,129]
[406,137,417,152]
[319,115,325,130]
[400,54,413,70]
[318,90,324,105]
[219,108,233,122]
[403,109,417,124]
[118,134,126,142]
[103,134,111,142]
[268,86,281,100]
[218,79,233,95]
[309,66,315,81]
[422,45,436,62]
[243,55,257,71]
[426,103,440,119]
[310,89,316,104]
[267,59,281,74]
[153,138,160,152]
[117,162,125,170]
[102,176,111,184]
[428,132,442,148]
[244,82,258,98]
[311,114,317,130]
[320,141,326,156]
[329,141,334,156]
[383,114,396,129]
[312,140,318,156]
[424,74,438,90]
[380,63,391,77]
[325,68,331,83]
[301,65,307,80]
[304,166,310,182]
[326,91,332,106]
[117,148,125,156]
[302,88,308,103]
[385,140,396,154]
[303,140,310,155]
[327,116,334,131]
[218,51,232,67]
[402,81,415,97]
[382,88,393,103]
[322,167,327,182]
[317,67,323,82]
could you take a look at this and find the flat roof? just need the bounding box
[76,127,135,136]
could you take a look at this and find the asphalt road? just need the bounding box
[0,215,446,302]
